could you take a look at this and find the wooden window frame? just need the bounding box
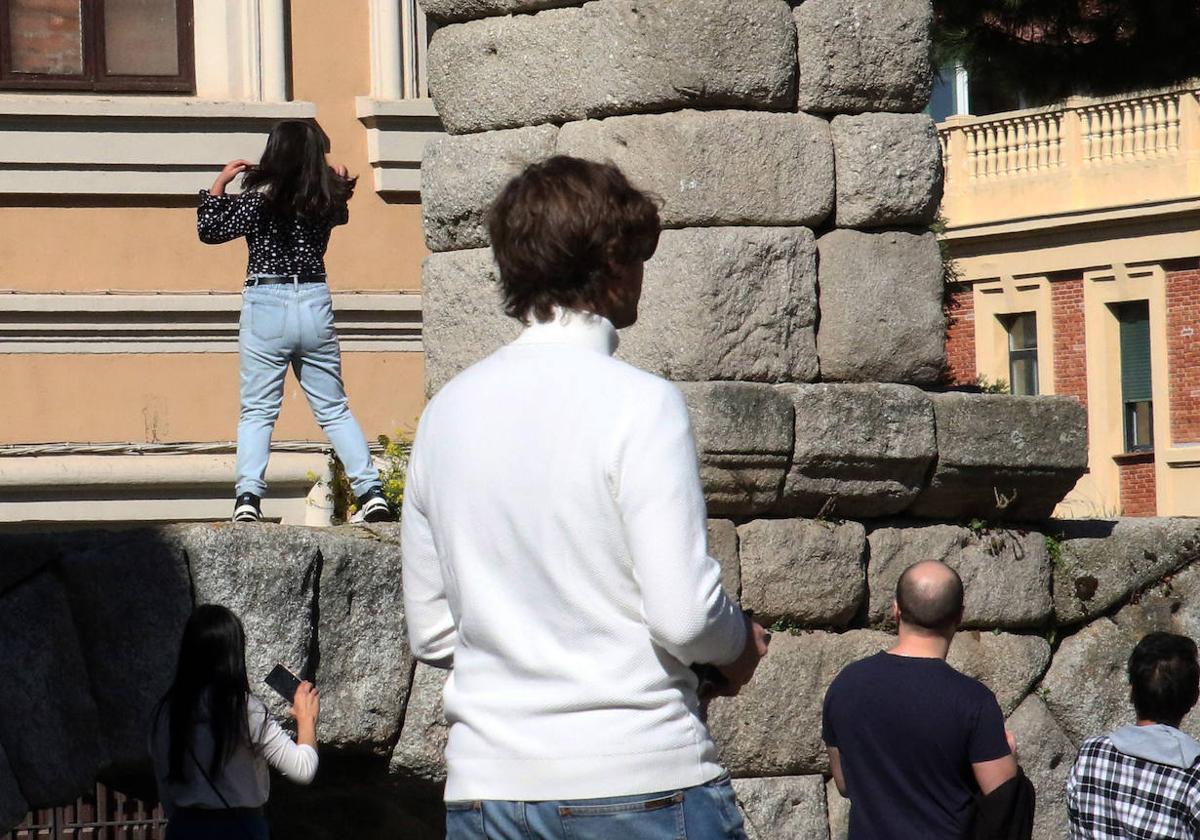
[0,0,194,93]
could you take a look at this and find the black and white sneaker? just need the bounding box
[232,492,262,523]
[353,486,394,523]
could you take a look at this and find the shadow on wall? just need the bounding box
[0,524,443,840]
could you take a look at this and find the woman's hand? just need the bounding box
[291,681,320,748]
[329,162,349,180]
[209,159,253,196]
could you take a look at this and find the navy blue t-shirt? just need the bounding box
[821,652,1011,840]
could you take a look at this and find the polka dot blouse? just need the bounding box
[197,190,349,276]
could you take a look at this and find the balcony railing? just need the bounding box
[938,84,1200,230]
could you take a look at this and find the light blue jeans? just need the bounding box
[445,773,747,840]
[236,281,380,498]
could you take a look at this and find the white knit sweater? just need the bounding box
[401,309,747,801]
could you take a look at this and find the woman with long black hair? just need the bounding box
[151,604,319,839]
[198,119,392,524]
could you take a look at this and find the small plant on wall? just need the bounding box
[324,430,414,523]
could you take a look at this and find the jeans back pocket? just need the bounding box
[558,792,685,840]
[248,299,287,341]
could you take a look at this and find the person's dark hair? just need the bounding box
[1129,632,1200,725]
[158,604,253,782]
[486,156,660,323]
[895,562,964,631]
[242,120,355,220]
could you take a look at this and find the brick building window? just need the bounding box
[0,0,194,93]
[1002,312,1039,395]
[1116,300,1154,452]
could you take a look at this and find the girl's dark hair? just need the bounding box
[158,604,253,782]
[1129,632,1200,726]
[242,120,356,220]
[487,156,660,323]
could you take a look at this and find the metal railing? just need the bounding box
[5,783,167,840]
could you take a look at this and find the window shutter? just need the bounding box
[1117,301,1152,403]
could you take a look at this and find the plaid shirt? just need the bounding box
[1068,734,1200,839]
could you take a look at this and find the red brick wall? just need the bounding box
[1117,453,1157,517]
[1166,259,1200,444]
[944,284,977,385]
[1051,274,1088,408]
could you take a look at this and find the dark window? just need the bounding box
[1002,312,1039,396]
[1115,300,1154,451]
[0,0,194,92]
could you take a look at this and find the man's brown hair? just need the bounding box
[487,156,660,323]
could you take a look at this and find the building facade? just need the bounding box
[939,80,1200,517]
[0,0,441,526]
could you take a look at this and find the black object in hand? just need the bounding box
[265,663,302,703]
[692,664,730,700]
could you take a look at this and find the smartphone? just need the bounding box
[265,663,302,704]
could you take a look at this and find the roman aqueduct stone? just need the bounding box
[1040,617,1136,746]
[793,0,934,114]
[831,113,944,228]
[1052,517,1200,625]
[945,631,1051,716]
[390,663,450,784]
[427,0,798,134]
[737,519,867,628]
[826,779,850,840]
[910,394,1091,522]
[815,228,945,384]
[733,776,831,840]
[866,524,1054,630]
[774,383,936,517]
[707,519,742,600]
[420,0,582,25]
[557,110,834,229]
[421,124,558,252]
[678,382,793,516]
[1006,695,1076,840]
[707,630,892,776]
[620,226,819,383]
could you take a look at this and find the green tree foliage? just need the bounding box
[933,1,1200,105]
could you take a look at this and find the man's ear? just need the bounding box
[891,600,901,627]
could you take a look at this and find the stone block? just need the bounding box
[866,524,1053,629]
[1052,518,1200,625]
[677,383,793,516]
[429,0,797,134]
[707,630,892,776]
[708,519,741,601]
[619,227,819,383]
[815,229,945,384]
[794,0,933,114]
[1040,617,1135,745]
[737,519,866,627]
[420,0,583,24]
[910,394,1090,522]
[183,524,321,721]
[1006,695,1076,840]
[58,529,192,773]
[422,248,519,397]
[422,124,558,252]
[0,572,105,807]
[826,778,849,840]
[775,383,936,517]
[832,113,943,228]
[946,631,1051,716]
[733,776,830,840]
[389,662,450,784]
[558,110,833,229]
[313,525,415,755]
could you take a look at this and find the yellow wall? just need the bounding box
[0,353,424,444]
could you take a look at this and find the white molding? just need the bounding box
[0,292,423,353]
[0,451,332,526]
[193,0,288,101]
[356,97,443,194]
[370,0,404,100]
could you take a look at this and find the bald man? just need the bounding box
[821,561,1018,840]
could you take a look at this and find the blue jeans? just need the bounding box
[236,281,380,498]
[445,774,747,840]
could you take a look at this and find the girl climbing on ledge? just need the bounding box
[198,119,392,523]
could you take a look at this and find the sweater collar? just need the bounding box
[512,307,619,356]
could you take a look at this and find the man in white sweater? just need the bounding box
[402,156,768,839]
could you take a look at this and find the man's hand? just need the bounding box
[209,159,253,195]
[330,162,349,179]
[713,614,769,697]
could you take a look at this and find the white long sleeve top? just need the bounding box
[150,695,318,816]
[401,309,747,801]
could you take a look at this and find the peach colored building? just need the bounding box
[939,80,1200,518]
[0,0,441,526]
